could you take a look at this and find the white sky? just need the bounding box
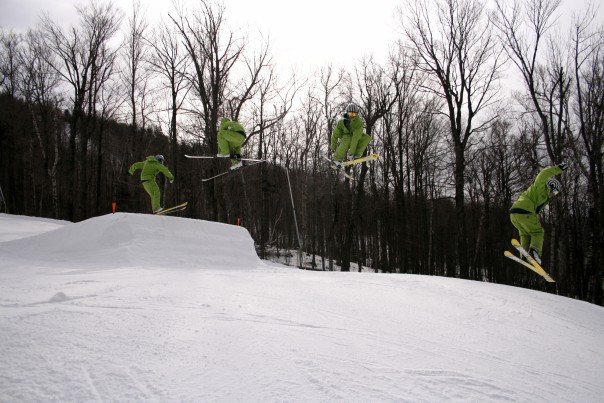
[1,0,601,101]
[0,0,403,77]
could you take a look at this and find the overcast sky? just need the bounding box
[1,0,601,80]
[0,0,403,76]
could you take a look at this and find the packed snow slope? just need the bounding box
[1,213,603,401]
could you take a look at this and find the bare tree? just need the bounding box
[314,67,345,271]
[122,0,150,141]
[467,118,516,281]
[493,0,565,162]
[19,29,62,217]
[569,6,604,304]
[319,66,344,142]
[146,20,191,205]
[41,1,121,220]
[0,29,21,98]
[379,46,444,274]
[247,65,298,258]
[91,39,121,215]
[403,0,505,277]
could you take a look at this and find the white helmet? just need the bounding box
[155,154,165,164]
[346,103,359,113]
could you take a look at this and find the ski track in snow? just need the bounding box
[1,213,603,401]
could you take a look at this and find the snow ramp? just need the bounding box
[0,213,264,270]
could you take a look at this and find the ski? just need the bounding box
[511,239,555,282]
[504,251,549,279]
[185,154,264,163]
[322,155,355,180]
[322,153,378,181]
[505,239,555,282]
[201,160,266,182]
[341,152,379,167]
[155,202,188,216]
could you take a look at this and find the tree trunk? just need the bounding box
[454,142,467,278]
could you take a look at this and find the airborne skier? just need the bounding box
[329,103,371,167]
[184,117,264,181]
[217,118,247,170]
[509,163,567,265]
[128,154,174,214]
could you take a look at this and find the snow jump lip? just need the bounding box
[0,213,264,270]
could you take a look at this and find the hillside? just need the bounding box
[0,213,603,401]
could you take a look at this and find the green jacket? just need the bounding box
[219,118,246,136]
[330,114,365,152]
[128,156,174,182]
[511,165,563,214]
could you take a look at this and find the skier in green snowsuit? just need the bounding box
[509,163,567,263]
[217,118,247,170]
[330,103,371,165]
[128,155,174,213]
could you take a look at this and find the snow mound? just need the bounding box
[0,213,263,270]
[0,213,69,242]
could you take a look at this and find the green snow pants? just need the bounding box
[333,133,371,161]
[510,213,545,256]
[218,130,246,165]
[142,180,161,212]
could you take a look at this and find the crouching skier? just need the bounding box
[509,163,567,264]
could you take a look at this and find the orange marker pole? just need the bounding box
[112,202,117,213]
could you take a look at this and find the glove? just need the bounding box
[557,162,568,171]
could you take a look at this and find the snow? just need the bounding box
[0,213,263,270]
[0,213,69,242]
[1,213,603,401]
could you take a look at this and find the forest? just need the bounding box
[0,0,602,305]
